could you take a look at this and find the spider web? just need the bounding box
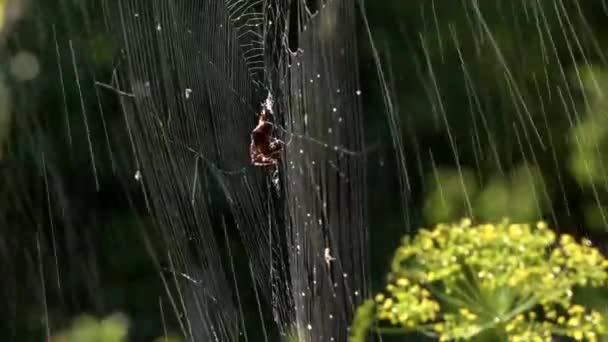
[94,0,369,340]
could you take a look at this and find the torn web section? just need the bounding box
[281,0,369,340]
[100,0,266,340]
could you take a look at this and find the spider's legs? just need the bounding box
[269,138,284,153]
[252,154,278,166]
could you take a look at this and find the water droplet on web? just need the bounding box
[343,273,348,278]
[134,170,142,181]
[300,149,304,154]
[354,290,360,296]
[184,88,192,98]
[332,107,337,112]
[310,79,314,83]
[338,117,343,122]
[307,324,312,331]
[134,13,139,18]
[301,292,306,297]
[329,314,334,319]
[156,24,162,31]
[316,74,321,78]
[356,90,362,95]
[336,88,341,93]
[328,128,333,133]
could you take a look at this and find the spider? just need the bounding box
[250,106,284,166]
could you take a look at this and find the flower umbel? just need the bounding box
[353,219,608,341]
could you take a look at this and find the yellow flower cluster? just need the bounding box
[375,278,440,328]
[369,219,608,341]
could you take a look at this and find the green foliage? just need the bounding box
[352,219,608,341]
[350,300,376,342]
[0,0,5,31]
[423,168,478,223]
[153,335,183,342]
[51,313,129,342]
[50,313,183,342]
[423,165,547,223]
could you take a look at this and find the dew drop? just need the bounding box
[156,23,162,31]
[185,88,192,98]
[307,324,312,331]
[356,90,362,95]
[332,107,337,112]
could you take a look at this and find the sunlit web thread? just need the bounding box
[358,0,413,231]
[101,0,271,340]
[277,0,370,340]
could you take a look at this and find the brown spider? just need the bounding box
[250,107,284,166]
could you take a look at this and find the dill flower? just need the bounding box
[352,219,608,341]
